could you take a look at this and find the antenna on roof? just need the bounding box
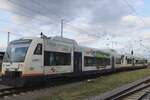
[40,32,48,39]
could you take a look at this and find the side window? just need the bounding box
[84,57,110,67]
[44,51,71,66]
[103,58,110,66]
[34,44,42,55]
[84,57,96,66]
[116,58,121,64]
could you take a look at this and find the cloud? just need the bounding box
[0,0,150,57]
[143,32,150,39]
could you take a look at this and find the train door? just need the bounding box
[73,52,82,73]
[30,43,43,74]
[111,56,115,69]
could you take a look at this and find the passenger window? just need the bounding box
[34,44,42,55]
[44,51,71,66]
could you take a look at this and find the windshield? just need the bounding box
[3,39,32,63]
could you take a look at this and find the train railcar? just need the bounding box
[134,57,148,66]
[82,47,112,71]
[115,54,134,67]
[1,35,148,86]
[114,54,147,67]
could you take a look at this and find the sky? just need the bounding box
[0,0,150,58]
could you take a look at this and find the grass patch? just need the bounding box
[35,68,150,100]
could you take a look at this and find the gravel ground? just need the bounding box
[1,68,150,100]
[0,81,84,100]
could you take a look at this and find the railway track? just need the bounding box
[86,77,150,100]
[118,83,150,100]
[0,87,36,98]
[0,77,83,99]
[0,81,150,100]
[122,87,150,100]
[139,91,150,100]
[101,77,150,100]
[0,67,148,99]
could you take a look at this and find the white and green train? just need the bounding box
[1,34,148,86]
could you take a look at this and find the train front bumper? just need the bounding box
[1,71,25,87]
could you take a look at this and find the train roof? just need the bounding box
[10,36,147,60]
[20,37,42,40]
[80,46,111,54]
[134,56,146,60]
[13,36,116,55]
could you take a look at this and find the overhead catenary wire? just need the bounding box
[5,0,132,53]
[0,1,102,49]
[6,0,62,25]
[0,0,103,47]
[121,0,149,57]
[18,0,107,39]
[2,0,148,56]
[1,0,64,35]
[123,0,146,25]
[7,0,92,37]
[7,1,144,39]
[0,8,47,36]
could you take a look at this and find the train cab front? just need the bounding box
[1,39,32,86]
[2,63,24,86]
